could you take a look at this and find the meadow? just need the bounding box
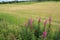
[0,2,60,40]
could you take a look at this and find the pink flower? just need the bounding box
[43,31,47,38]
[44,20,47,27]
[29,18,33,27]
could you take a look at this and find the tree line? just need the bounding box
[0,0,60,4]
[38,0,60,1]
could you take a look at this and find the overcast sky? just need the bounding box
[0,0,29,2]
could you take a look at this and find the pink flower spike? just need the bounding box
[44,20,47,27]
[43,31,47,38]
[29,18,33,27]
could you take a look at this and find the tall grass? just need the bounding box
[0,13,60,40]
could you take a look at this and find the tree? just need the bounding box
[15,0,18,3]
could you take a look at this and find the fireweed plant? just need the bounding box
[47,17,53,40]
[42,20,47,40]
[20,17,54,40]
[0,17,60,40]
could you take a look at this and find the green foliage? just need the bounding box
[0,13,60,40]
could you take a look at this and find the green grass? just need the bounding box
[0,2,60,40]
[0,13,27,25]
[0,2,60,23]
[0,1,60,30]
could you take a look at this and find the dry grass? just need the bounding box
[0,2,60,25]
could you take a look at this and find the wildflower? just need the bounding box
[28,18,33,27]
[34,18,41,38]
[28,18,33,31]
[44,20,47,28]
[38,18,41,29]
[47,17,52,39]
[43,20,47,34]
[43,31,47,38]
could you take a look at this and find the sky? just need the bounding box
[0,0,28,2]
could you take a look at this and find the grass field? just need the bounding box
[0,2,60,25]
[0,2,60,40]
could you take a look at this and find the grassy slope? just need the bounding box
[0,2,60,40]
[0,2,60,26]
